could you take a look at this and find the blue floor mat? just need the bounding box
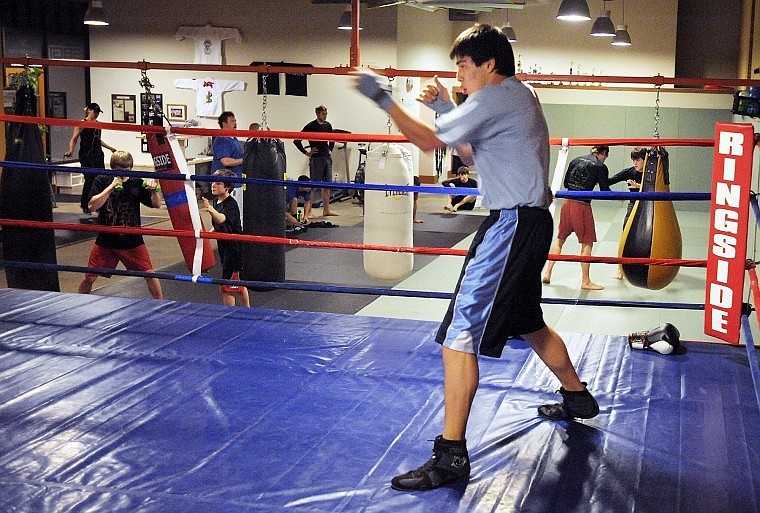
[0,289,758,512]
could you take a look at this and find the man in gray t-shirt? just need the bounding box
[355,24,598,492]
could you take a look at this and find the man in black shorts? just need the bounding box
[294,105,339,217]
[356,24,598,492]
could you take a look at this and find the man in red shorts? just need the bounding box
[77,150,164,299]
[542,145,610,290]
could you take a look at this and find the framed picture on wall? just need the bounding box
[111,94,136,123]
[167,104,186,122]
[47,91,67,118]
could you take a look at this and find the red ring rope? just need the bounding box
[0,218,706,267]
[3,56,760,88]
[0,113,717,147]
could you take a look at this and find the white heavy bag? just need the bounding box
[363,144,414,280]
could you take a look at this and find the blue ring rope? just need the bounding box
[0,259,705,310]
[0,159,710,200]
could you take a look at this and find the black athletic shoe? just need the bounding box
[390,436,470,491]
[538,382,599,420]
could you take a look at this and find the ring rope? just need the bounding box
[0,259,706,312]
[3,56,760,88]
[0,159,713,201]
[0,113,717,148]
[0,218,707,267]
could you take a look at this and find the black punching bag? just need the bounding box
[240,138,286,286]
[618,147,681,289]
[0,82,60,291]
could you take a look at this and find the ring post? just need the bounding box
[705,122,754,343]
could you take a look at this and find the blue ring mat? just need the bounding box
[0,288,759,512]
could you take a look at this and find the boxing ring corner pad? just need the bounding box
[705,122,755,344]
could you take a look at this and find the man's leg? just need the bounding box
[78,275,95,294]
[580,242,603,290]
[523,325,599,420]
[321,158,338,216]
[236,286,250,307]
[542,237,566,284]
[522,325,584,391]
[442,346,479,440]
[453,195,477,211]
[413,192,423,223]
[390,345,475,491]
[305,192,316,219]
[145,277,163,300]
[322,187,338,216]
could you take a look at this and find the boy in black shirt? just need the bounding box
[77,150,163,299]
[203,169,250,307]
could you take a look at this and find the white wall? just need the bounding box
[86,0,725,176]
[89,0,398,171]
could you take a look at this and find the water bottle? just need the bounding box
[297,208,303,222]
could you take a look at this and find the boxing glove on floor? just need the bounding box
[628,322,680,355]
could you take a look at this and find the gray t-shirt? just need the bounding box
[435,76,553,210]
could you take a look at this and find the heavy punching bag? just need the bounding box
[147,129,215,275]
[0,81,59,291]
[618,147,682,289]
[241,137,286,285]
[363,143,413,280]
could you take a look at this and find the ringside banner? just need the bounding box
[704,122,754,343]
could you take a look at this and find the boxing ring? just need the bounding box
[0,289,758,512]
[1,60,760,512]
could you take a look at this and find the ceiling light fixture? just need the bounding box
[611,25,632,45]
[83,0,109,26]
[610,0,631,45]
[556,0,591,21]
[502,22,517,42]
[590,1,615,36]
[338,11,362,30]
[501,9,516,43]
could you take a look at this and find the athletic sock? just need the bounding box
[390,435,470,491]
[538,382,599,421]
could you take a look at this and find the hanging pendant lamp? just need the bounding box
[557,0,591,21]
[84,0,109,26]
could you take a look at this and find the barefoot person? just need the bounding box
[542,145,610,291]
[442,166,478,212]
[294,105,340,217]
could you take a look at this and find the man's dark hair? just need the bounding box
[457,166,470,175]
[630,147,647,160]
[449,24,515,77]
[217,111,235,128]
[592,145,610,157]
